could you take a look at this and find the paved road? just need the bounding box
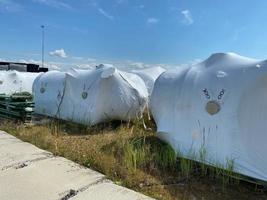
[0,131,154,200]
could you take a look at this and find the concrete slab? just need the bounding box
[0,131,52,170]
[0,157,105,200]
[0,131,154,200]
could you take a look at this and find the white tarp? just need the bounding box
[151,52,267,182]
[33,65,148,125]
[132,67,166,95]
[0,71,41,95]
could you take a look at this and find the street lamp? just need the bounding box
[41,25,45,68]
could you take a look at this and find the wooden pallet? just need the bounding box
[0,92,34,122]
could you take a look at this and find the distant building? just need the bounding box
[0,61,48,73]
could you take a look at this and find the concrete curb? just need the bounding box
[0,131,154,200]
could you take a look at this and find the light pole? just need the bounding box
[41,25,45,68]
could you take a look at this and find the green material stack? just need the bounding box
[0,92,34,122]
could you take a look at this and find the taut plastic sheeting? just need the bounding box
[0,71,41,95]
[151,52,267,182]
[132,67,166,95]
[33,65,148,125]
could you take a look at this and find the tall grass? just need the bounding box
[123,136,176,171]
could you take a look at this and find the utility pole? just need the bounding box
[41,25,45,68]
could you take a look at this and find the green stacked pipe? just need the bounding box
[0,92,34,122]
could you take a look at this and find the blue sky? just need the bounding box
[1,0,267,70]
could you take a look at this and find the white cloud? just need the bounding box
[49,49,67,58]
[72,56,83,60]
[18,59,60,70]
[0,0,22,12]
[0,51,203,72]
[134,4,144,10]
[181,9,194,25]
[178,58,202,68]
[33,0,72,10]
[147,18,159,24]
[129,62,146,69]
[98,8,114,20]
[72,57,95,62]
[139,5,144,9]
[72,27,89,35]
[87,58,96,62]
[116,0,124,4]
[75,64,95,69]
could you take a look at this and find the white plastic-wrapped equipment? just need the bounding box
[33,65,148,125]
[132,67,166,95]
[151,52,267,182]
[0,71,41,95]
[33,71,66,116]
